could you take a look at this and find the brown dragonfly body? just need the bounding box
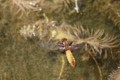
[59,39,76,68]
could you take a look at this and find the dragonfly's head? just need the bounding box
[58,38,75,53]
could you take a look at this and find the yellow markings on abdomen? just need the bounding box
[65,50,75,68]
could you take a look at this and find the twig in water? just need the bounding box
[88,51,103,80]
[57,55,65,80]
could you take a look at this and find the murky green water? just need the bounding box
[0,0,120,80]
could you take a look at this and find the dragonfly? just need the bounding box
[58,38,76,68]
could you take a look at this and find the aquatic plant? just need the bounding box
[20,19,119,55]
[20,19,119,80]
[93,0,120,27]
[8,0,42,16]
[1,0,120,80]
[108,67,120,80]
[7,0,82,18]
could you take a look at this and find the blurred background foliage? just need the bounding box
[0,0,120,80]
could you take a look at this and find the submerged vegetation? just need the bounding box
[0,0,120,80]
[108,67,120,80]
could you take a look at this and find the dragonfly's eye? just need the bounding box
[58,46,66,53]
[59,46,65,51]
